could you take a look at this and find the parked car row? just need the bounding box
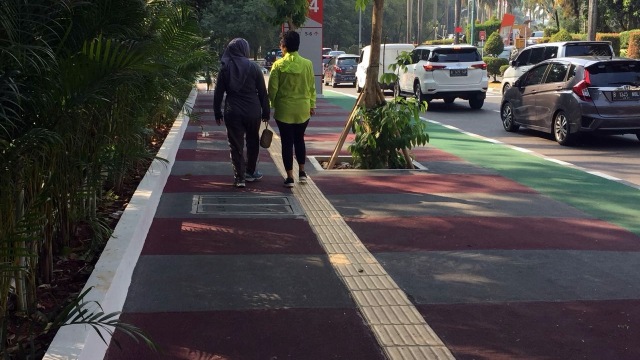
[498,40,640,145]
[319,40,640,146]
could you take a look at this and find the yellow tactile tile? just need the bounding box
[267,136,455,360]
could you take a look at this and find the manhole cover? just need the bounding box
[192,195,304,216]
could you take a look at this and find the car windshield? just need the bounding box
[565,44,613,57]
[431,48,481,62]
[338,58,358,65]
[587,61,640,86]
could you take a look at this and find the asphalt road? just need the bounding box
[321,83,640,189]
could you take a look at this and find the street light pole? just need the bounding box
[359,8,362,49]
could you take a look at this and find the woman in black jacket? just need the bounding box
[213,38,270,188]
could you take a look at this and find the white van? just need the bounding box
[356,43,414,92]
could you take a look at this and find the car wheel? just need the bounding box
[501,102,520,132]
[553,110,574,146]
[502,83,511,95]
[414,83,425,103]
[443,97,455,104]
[351,82,356,88]
[469,97,484,109]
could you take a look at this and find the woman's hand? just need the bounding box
[310,108,316,116]
[215,117,224,125]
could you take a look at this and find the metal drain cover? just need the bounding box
[192,195,304,217]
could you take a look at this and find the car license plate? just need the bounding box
[343,76,354,81]
[611,90,640,101]
[450,69,467,77]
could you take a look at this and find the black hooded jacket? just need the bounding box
[213,38,270,120]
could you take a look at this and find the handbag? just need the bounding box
[260,122,273,148]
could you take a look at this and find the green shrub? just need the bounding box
[620,30,640,50]
[483,56,509,81]
[483,31,504,56]
[499,64,510,75]
[596,33,621,56]
[628,32,640,59]
[544,28,559,37]
[550,29,573,42]
[572,33,587,41]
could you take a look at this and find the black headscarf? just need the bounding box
[220,38,252,92]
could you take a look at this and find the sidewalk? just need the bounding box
[85,86,640,359]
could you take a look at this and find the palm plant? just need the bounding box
[1,0,210,354]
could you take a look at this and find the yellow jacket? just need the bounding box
[268,51,316,124]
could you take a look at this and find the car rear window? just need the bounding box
[431,48,481,62]
[338,58,358,65]
[564,43,613,57]
[586,61,640,86]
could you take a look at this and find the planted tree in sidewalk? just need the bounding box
[337,0,428,169]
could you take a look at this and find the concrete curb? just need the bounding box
[43,89,198,360]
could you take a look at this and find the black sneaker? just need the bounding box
[298,171,308,183]
[234,180,246,188]
[284,177,294,188]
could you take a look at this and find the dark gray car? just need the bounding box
[323,54,358,87]
[500,57,640,145]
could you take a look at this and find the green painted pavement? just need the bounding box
[321,92,640,236]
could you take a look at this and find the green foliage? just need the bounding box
[349,97,429,169]
[596,33,621,56]
[468,18,502,46]
[483,31,504,56]
[266,0,308,30]
[544,28,559,37]
[1,0,208,354]
[50,288,157,350]
[499,64,510,76]
[628,32,640,59]
[550,29,574,42]
[483,57,509,81]
[620,30,640,50]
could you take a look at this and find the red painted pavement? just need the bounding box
[174,149,272,162]
[163,175,287,193]
[142,218,324,255]
[313,174,538,195]
[105,309,386,360]
[346,216,640,252]
[418,300,640,360]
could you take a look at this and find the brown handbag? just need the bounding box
[260,122,273,148]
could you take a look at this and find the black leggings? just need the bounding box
[275,119,309,171]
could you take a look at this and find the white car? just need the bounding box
[394,44,488,109]
[500,41,615,95]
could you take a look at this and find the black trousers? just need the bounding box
[225,114,260,181]
[276,119,309,171]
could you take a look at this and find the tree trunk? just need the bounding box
[363,0,386,108]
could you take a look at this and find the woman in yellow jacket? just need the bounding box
[268,31,316,188]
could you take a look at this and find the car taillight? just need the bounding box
[572,69,591,101]
[471,63,487,70]
[335,66,343,73]
[423,64,446,71]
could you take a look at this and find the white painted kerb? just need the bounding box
[43,89,198,360]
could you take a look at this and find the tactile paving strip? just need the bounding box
[268,134,455,360]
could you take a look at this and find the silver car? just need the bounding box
[500,57,640,145]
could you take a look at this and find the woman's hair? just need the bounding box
[280,31,300,52]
